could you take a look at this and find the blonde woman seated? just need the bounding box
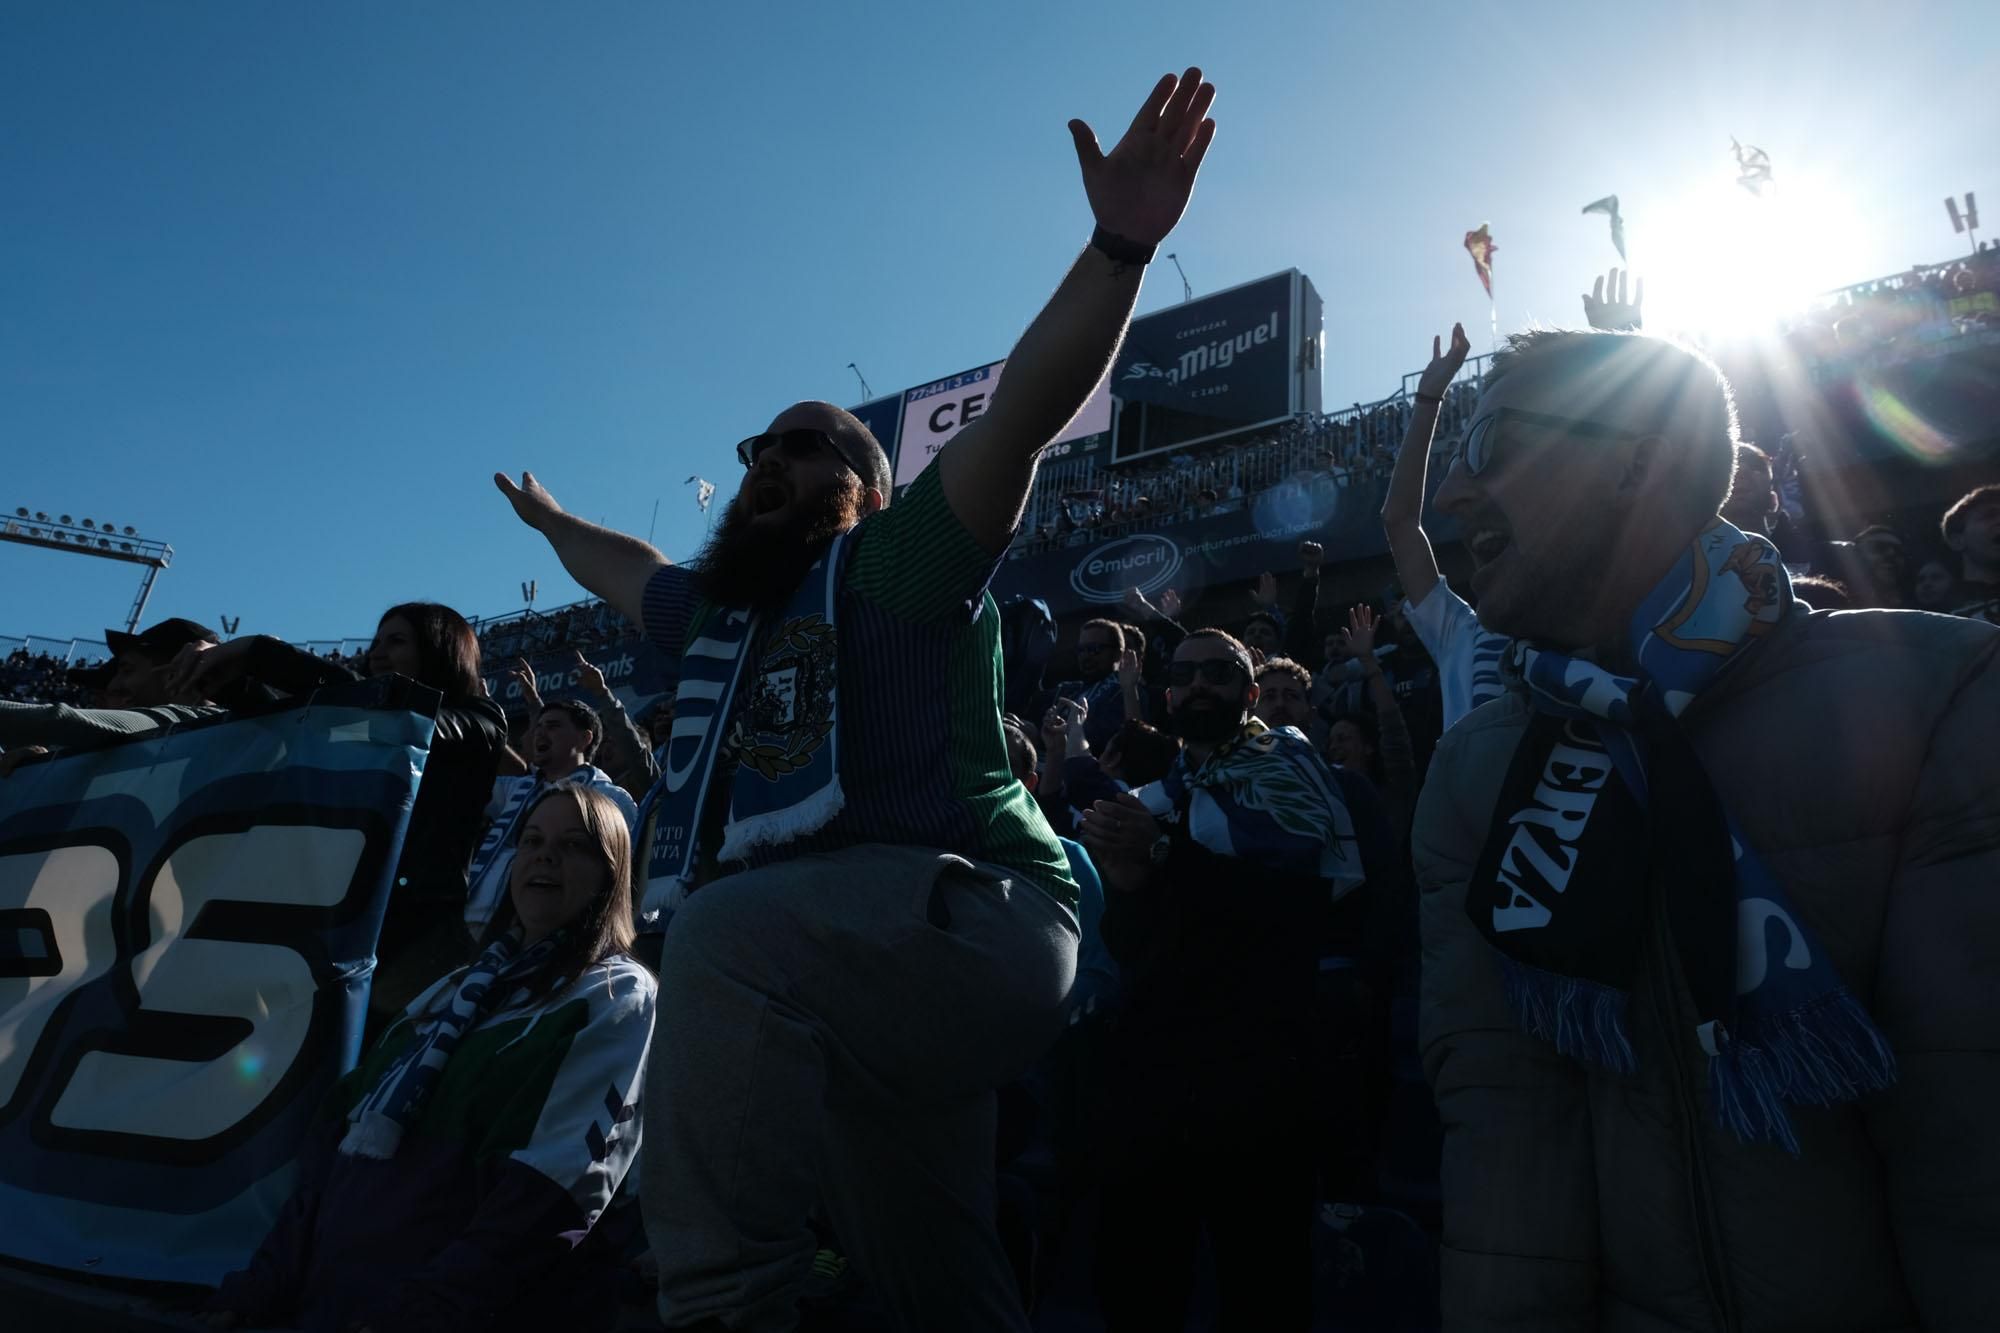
[205,786,656,1333]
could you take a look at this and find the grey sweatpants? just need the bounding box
[643,843,1079,1332]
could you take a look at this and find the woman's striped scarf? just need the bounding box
[339,925,566,1159]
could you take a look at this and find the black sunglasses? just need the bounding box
[1075,641,1116,656]
[1452,407,1643,478]
[736,428,867,485]
[1168,659,1248,687]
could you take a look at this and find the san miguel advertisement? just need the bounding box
[1110,271,1299,460]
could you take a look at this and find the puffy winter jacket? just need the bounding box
[1415,608,1999,1332]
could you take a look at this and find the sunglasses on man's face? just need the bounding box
[1451,407,1643,478]
[1075,641,1116,656]
[1168,659,1248,687]
[732,426,864,482]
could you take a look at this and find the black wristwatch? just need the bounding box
[1147,832,1173,866]
[1091,224,1157,267]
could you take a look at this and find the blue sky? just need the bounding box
[5,1,1993,646]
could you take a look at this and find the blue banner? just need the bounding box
[0,681,435,1283]
[848,393,903,466]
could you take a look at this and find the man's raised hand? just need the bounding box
[1342,604,1380,661]
[1582,268,1643,332]
[509,658,544,710]
[572,649,608,697]
[1069,68,1217,248]
[491,470,666,628]
[494,472,564,533]
[1417,323,1472,401]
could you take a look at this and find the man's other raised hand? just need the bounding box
[494,472,565,533]
[490,470,667,627]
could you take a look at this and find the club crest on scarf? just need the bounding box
[735,614,836,781]
[1472,518,1897,1152]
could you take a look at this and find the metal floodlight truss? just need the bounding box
[3,508,175,632]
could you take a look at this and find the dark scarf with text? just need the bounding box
[1467,518,1895,1151]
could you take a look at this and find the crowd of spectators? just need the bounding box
[470,599,636,660]
[1,644,105,705]
[1782,243,2000,377]
[1008,372,1485,556]
[3,240,1997,1331]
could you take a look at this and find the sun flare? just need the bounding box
[1638,169,1864,340]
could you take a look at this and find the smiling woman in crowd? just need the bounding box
[203,785,656,1333]
[165,601,513,1022]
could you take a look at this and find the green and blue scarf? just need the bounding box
[637,534,851,920]
[341,924,566,1159]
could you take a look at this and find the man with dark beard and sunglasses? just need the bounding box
[1079,628,1390,1331]
[497,67,1218,1333]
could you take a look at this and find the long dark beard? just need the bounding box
[687,480,863,611]
[1166,693,1249,746]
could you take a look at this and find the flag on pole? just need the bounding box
[685,475,716,512]
[1582,195,1627,260]
[1731,138,1773,196]
[1464,224,1497,298]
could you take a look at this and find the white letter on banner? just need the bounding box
[0,846,121,1106]
[50,825,365,1141]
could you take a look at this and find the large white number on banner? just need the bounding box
[43,825,365,1141]
[0,846,122,1107]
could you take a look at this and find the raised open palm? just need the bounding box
[494,471,565,533]
[1069,68,1217,246]
[1583,268,1644,332]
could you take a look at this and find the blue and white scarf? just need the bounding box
[1469,518,1895,1152]
[636,535,851,920]
[1135,717,1365,900]
[340,925,566,1159]
[466,774,540,895]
